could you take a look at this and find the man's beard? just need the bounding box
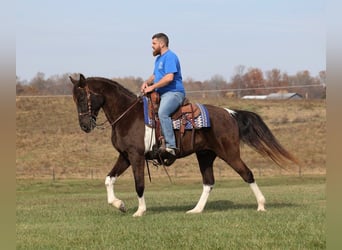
[153,49,160,57]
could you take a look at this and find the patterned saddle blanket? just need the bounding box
[143,96,210,130]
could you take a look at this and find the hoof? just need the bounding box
[119,203,127,213]
[257,199,266,211]
[133,209,146,217]
[112,200,126,213]
[257,206,266,212]
[186,208,202,214]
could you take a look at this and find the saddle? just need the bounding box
[147,92,201,153]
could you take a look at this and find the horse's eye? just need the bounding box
[79,91,86,101]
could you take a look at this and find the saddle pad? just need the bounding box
[143,96,211,129]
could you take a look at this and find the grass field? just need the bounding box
[16,96,326,249]
[16,176,325,249]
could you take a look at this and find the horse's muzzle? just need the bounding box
[79,116,97,133]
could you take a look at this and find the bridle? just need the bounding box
[77,85,96,118]
[77,85,142,130]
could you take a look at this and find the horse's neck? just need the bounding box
[101,86,136,122]
[87,78,136,123]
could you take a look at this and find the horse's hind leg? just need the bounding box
[105,153,130,213]
[225,156,266,211]
[250,182,266,211]
[187,150,216,214]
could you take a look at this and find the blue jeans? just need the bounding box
[158,91,185,149]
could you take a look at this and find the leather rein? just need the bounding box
[79,85,142,130]
[98,97,142,129]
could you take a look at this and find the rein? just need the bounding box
[96,96,142,130]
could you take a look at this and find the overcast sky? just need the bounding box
[16,0,325,82]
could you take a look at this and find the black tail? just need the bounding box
[232,110,300,166]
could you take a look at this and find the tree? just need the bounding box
[203,74,228,97]
[233,65,245,98]
[266,69,281,87]
[31,72,47,93]
[319,70,326,86]
[15,69,326,98]
[244,68,265,95]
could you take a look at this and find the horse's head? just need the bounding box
[69,74,105,133]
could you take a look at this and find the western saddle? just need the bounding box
[147,92,201,157]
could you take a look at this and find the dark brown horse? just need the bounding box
[70,74,298,217]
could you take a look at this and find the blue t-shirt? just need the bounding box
[153,50,185,95]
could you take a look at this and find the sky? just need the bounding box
[16,0,325,82]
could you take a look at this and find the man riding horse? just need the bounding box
[140,33,185,162]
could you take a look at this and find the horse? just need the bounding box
[70,74,299,217]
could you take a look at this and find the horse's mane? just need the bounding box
[88,77,137,98]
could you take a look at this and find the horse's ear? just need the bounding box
[80,74,86,81]
[79,74,86,88]
[69,74,86,87]
[69,75,78,85]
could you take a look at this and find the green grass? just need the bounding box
[16,176,325,249]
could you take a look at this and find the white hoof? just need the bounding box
[257,205,266,212]
[186,208,202,214]
[112,200,126,213]
[257,197,266,211]
[133,209,146,217]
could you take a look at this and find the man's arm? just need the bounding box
[140,75,155,92]
[143,73,174,94]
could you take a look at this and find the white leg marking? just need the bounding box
[105,176,126,212]
[144,125,156,153]
[186,185,213,214]
[133,196,146,217]
[249,182,266,211]
[105,176,115,204]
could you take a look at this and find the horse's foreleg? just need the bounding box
[187,150,216,214]
[105,154,130,213]
[133,195,146,217]
[131,156,146,217]
[105,176,127,212]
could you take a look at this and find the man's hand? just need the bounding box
[140,82,149,93]
[142,85,155,95]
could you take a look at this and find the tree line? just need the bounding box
[16,66,326,99]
